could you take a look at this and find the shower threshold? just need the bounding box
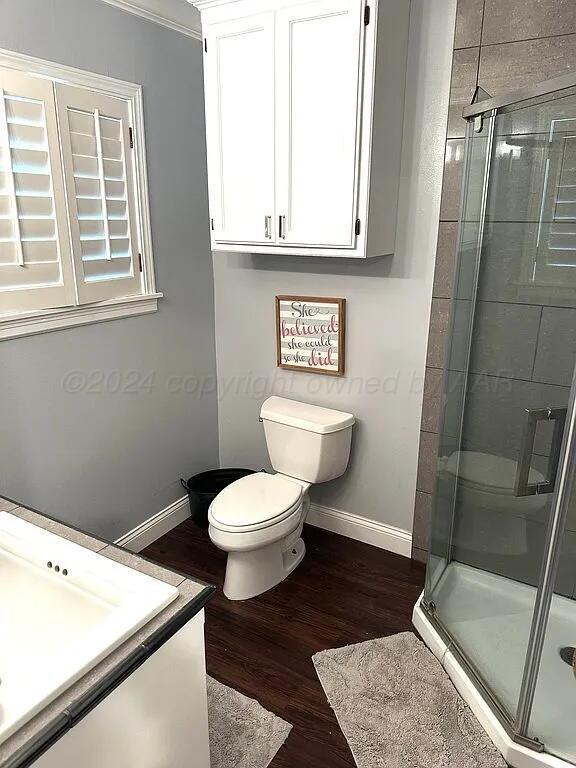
[414,562,576,768]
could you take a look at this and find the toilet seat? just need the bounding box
[209,473,303,533]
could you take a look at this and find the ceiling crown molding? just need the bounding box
[99,0,202,40]
[189,0,245,10]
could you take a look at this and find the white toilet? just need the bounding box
[208,396,355,600]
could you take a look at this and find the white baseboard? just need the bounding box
[115,495,190,552]
[306,503,412,558]
[115,496,413,558]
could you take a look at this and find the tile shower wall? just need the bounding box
[412,0,576,563]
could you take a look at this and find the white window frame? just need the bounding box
[0,47,161,341]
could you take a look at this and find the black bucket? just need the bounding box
[181,468,256,528]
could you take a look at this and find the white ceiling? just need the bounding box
[99,0,201,39]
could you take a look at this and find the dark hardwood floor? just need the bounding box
[144,520,425,768]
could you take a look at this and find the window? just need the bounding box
[0,51,158,339]
[534,117,576,283]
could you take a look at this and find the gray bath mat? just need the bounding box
[207,675,292,768]
[312,632,506,768]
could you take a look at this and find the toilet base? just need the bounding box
[223,532,306,601]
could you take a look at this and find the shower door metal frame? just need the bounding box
[423,107,497,603]
[515,363,576,737]
[420,600,543,749]
[443,110,496,571]
[462,71,576,120]
[423,70,576,755]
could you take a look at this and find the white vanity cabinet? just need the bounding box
[32,614,210,768]
[193,0,410,258]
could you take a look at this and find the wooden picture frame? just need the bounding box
[275,295,346,376]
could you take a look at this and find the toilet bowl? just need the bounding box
[209,472,310,600]
[208,396,355,601]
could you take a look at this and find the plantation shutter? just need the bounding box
[0,70,75,314]
[55,84,142,304]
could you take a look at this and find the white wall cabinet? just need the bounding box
[194,0,410,258]
[203,12,276,245]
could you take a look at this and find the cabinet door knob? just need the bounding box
[279,215,286,239]
[265,215,272,239]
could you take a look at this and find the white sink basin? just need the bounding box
[0,511,179,744]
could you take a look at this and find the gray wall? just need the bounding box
[212,0,456,534]
[414,0,576,561]
[0,0,219,541]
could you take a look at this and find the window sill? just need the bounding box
[0,293,163,341]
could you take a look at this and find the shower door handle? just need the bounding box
[514,407,567,497]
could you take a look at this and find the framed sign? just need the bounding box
[275,295,346,376]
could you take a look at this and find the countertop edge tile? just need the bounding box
[101,544,187,587]
[5,506,108,553]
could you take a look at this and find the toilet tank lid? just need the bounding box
[260,396,355,435]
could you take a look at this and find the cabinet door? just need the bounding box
[204,13,275,245]
[275,0,364,248]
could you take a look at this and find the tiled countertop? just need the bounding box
[0,496,214,768]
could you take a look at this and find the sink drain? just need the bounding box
[559,646,576,670]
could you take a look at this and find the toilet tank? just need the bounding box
[260,397,355,484]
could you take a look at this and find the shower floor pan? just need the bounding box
[414,562,576,768]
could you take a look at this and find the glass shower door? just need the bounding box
[424,82,576,744]
[528,391,576,763]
